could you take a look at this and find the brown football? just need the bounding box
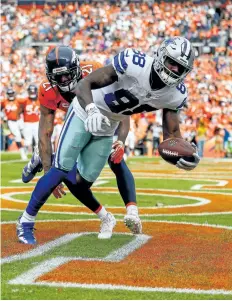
[158,138,195,165]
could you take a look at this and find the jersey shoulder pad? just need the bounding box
[81,61,103,77]
[39,79,58,110]
[112,48,146,79]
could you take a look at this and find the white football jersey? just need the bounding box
[73,48,188,136]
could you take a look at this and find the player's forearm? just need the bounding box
[117,117,130,144]
[75,79,94,110]
[39,135,53,174]
[162,109,182,140]
[38,106,55,173]
[75,64,118,110]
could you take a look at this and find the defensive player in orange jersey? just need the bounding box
[1,88,27,160]
[17,84,40,153]
[20,46,140,244]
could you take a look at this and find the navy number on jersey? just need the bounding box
[132,50,146,68]
[176,82,186,94]
[113,49,146,74]
[104,89,155,115]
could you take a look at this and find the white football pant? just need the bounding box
[23,122,39,148]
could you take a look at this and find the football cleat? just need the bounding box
[16,215,37,245]
[22,146,43,183]
[98,212,116,239]
[124,214,142,234]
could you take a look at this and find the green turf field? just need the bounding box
[1,153,232,300]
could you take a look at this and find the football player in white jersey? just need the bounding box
[17,36,200,244]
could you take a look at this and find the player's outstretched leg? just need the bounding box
[17,167,68,244]
[64,170,116,239]
[22,146,43,183]
[108,158,142,234]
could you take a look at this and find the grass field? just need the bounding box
[1,153,232,300]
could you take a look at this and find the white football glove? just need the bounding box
[176,143,200,171]
[85,103,110,133]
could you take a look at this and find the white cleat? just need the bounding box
[124,214,142,234]
[98,212,116,239]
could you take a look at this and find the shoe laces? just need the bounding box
[100,214,114,232]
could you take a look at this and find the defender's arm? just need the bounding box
[38,104,55,174]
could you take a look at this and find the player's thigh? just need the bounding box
[23,122,33,146]
[7,121,22,142]
[79,135,113,182]
[54,109,91,171]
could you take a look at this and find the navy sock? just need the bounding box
[26,167,68,216]
[64,167,101,213]
[108,158,136,206]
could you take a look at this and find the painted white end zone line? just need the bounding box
[2,232,151,265]
[18,282,232,296]
[7,233,232,296]
[8,262,232,296]
[191,180,228,190]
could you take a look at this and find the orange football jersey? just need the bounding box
[39,61,103,113]
[20,98,40,122]
[1,99,20,121]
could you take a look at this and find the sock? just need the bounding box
[126,203,138,215]
[26,167,68,216]
[20,211,36,223]
[63,167,102,213]
[19,147,27,160]
[95,206,108,220]
[108,158,136,206]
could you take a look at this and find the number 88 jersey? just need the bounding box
[73,48,188,136]
[96,48,187,115]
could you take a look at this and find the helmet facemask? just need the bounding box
[46,65,81,92]
[6,90,15,101]
[155,51,192,86]
[153,37,194,87]
[28,86,38,101]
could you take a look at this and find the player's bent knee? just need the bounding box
[76,173,93,188]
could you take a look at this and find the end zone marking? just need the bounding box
[9,280,232,296]
[2,232,151,265]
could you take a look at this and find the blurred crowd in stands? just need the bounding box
[1,0,232,157]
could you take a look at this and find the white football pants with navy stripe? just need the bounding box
[54,105,113,183]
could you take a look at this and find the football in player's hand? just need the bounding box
[158,138,195,165]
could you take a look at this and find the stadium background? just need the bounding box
[1,1,232,300]
[1,0,232,158]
